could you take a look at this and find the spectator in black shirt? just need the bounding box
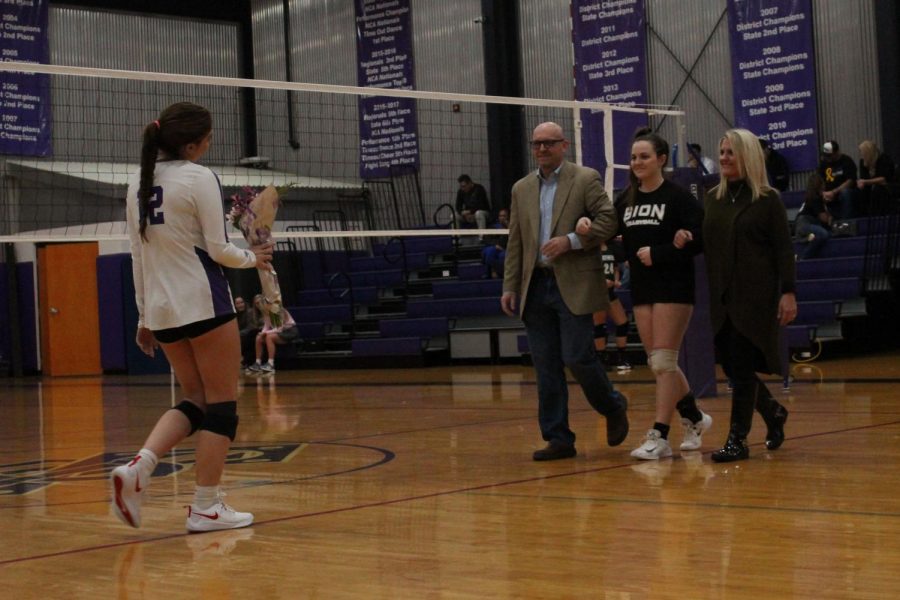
[795,174,832,260]
[760,138,790,192]
[818,140,857,219]
[857,140,896,215]
[455,174,491,234]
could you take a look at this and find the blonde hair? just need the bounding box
[859,140,879,172]
[714,128,773,202]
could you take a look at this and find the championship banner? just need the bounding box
[0,0,51,156]
[354,0,419,179]
[572,0,647,189]
[727,0,818,171]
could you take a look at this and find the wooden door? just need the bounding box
[38,242,102,376]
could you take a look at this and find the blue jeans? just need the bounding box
[522,269,626,447]
[826,188,856,219]
[482,246,506,277]
[795,215,831,259]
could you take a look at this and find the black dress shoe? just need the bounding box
[711,434,749,463]
[606,394,629,447]
[763,405,789,450]
[532,443,576,461]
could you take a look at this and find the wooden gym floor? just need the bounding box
[1,352,899,599]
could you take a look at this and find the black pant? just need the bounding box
[716,319,781,438]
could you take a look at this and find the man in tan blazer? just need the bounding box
[501,122,629,461]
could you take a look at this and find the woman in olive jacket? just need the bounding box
[703,128,797,462]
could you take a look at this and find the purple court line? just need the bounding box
[2,418,900,566]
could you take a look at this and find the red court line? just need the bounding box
[2,418,899,566]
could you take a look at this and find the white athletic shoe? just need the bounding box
[110,461,148,528]
[186,495,254,533]
[260,363,275,374]
[630,429,673,460]
[679,411,713,451]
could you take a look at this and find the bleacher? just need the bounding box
[267,198,897,369]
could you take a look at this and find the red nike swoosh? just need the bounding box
[192,511,220,520]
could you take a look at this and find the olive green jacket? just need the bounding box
[703,182,796,374]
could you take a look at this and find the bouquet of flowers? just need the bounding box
[227,184,291,326]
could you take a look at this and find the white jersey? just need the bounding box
[126,160,257,331]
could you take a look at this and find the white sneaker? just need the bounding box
[630,429,673,460]
[186,495,254,533]
[679,411,713,451]
[260,363,275,374]
[110,462,148,528]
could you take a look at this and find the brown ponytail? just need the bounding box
[137,121,160,242]
[136,102,213,243]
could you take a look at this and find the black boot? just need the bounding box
[761,404,788,450]
[713,381,756,463]
[711,432,749,462]
[754,381,789,450]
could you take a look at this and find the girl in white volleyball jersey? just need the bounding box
[110,102,272,532]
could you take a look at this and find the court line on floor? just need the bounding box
[472,491,900,519]
[2,417,899,566]
[4,375,900,389]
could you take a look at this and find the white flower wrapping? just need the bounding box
[231,185,284,327]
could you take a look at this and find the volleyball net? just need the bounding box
[0,61,684,246]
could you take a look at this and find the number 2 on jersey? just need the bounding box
[139,186,165,225]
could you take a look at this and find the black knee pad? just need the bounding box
[615,323,629,337]
[593,323,608,340]
[200,401,239,441]
[174,400,205,436]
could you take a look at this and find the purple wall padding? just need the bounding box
[0,262,38,373]
[679,256,718,399]
[97,254,128,371]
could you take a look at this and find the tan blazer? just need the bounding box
[503,161,618,316]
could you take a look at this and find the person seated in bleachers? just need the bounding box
[686,143,717,175]
[455,174,491,236]
[247,304,298,374]
[481,208,509,278]
[818,140,858,219]
[795,174,832,260]
[857,140,896,216]
[760,139,790,191]
[235,295,262,369]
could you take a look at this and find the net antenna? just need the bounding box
[0,61,684,244]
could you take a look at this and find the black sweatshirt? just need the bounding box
[615,179,704,305]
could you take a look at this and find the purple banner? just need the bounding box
[728,0,818,171]
[354,0,419,179]
[572,0,647,189]
[0,0,50,157]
